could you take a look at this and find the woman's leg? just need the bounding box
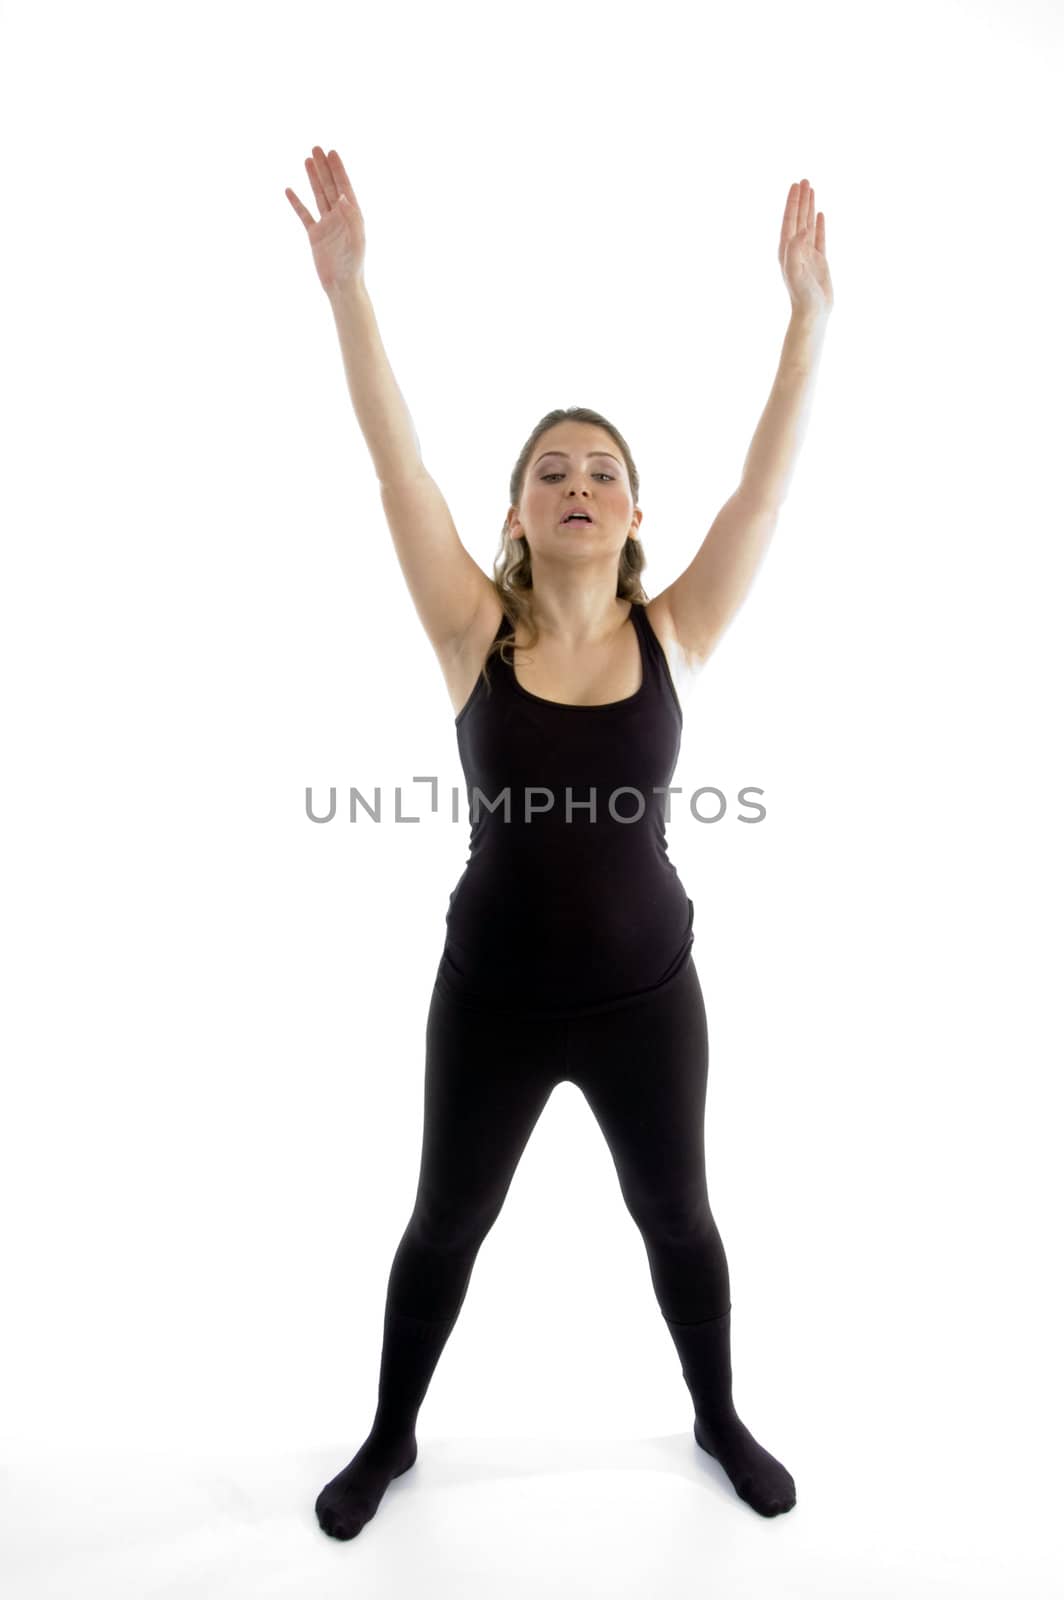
[316,978,561,1540]
[370,980,560,1430]
[565,958,797,1517]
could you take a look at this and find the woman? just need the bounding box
[285,147,833,1541]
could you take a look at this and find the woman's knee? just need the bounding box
[626,1189,717,1247]
[409,1190,504,1254]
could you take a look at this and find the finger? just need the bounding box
[284,187,316,230]
[305,153,329,218]
[816,211,825,253]
[780,180,799,255]
[790,180,802,238]
[328,148,358,206]
[312,144,339,208]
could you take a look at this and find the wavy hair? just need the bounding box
[475,406,648,696]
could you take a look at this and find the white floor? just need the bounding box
[1,1430,1048,1599]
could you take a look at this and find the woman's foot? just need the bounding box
[315,1426,418,1540]
[694,1408,796,1516]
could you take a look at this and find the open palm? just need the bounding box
[285,146,367,295]
[779,179,833,317]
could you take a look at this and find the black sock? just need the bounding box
[663,1305,796,1517]
[315,1302,461,1540]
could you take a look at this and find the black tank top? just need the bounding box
[436,599,695,1020]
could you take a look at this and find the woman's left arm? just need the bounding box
[658,179,834,666]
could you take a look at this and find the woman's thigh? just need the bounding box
[414,980,566,1230]
[563,958,712,1224]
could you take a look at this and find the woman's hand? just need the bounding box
[778,178,833,318]
[285,146,367,296]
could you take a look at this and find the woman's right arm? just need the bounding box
[287,147,495,657]
[328,278,495,655]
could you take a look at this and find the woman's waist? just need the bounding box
[433,935,696,1022]
[436,894,695,1020]
[447,854,690,922]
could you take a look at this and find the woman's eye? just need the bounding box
[541,472,613,482]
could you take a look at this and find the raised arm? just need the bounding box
[657,179,833,671]
[286,146,495,657]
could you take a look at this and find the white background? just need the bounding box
[2,0,1061,1594]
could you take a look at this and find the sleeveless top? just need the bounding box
[435,599,695,1020]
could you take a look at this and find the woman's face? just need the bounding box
[510,426,641,561]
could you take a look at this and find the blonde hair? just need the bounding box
[477,405,648,696]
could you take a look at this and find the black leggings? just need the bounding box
[368,953,732,1436]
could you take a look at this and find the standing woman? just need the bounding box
[285,147,833,1542]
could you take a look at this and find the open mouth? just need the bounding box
[562,512,593,524]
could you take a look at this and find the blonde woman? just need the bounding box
[286,147,833,1541]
